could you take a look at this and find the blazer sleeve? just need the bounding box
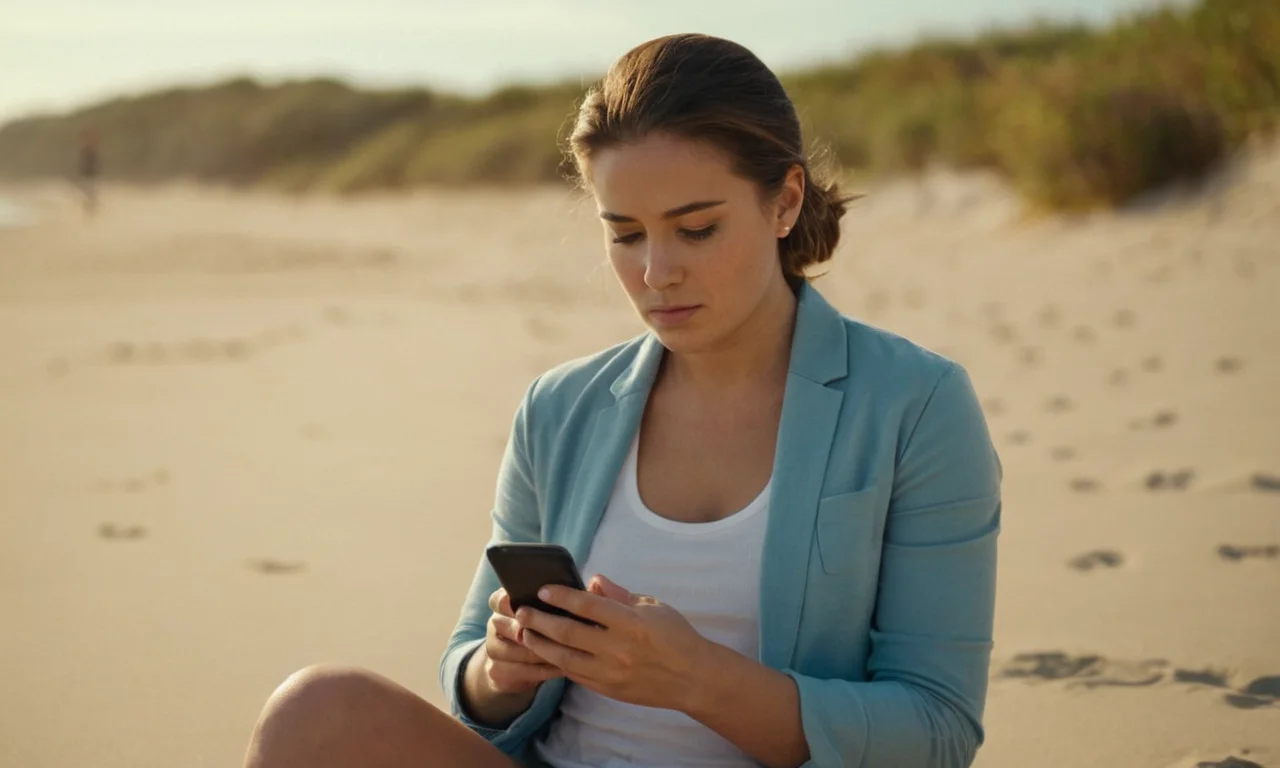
[784,362,1003,768]
[438,375,557,754]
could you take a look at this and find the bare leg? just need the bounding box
[243,664,521,768]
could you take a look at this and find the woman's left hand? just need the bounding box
[514,574,711,712]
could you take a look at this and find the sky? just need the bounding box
[1,0,1174,123]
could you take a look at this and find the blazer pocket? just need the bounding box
[816,485,888,575]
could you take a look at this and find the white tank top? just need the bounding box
[534,434,771,768]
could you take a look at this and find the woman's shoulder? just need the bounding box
[840,314,964,396]
[522,333,652,416]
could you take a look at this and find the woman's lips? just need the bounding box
[648,305,700,325]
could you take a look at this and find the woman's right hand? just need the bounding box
[476,587,564,695]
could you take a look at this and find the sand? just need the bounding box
[1,145,1277,768]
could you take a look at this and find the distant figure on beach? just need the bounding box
[77,128,100,217]
[242,34,1001,768]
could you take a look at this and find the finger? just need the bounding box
[516,606,604,653]
[488,588,514,617]
[487,657,563,693]
[521,628,593,673]
[487,636,557,666]
[537,585,632,628]
[489,614,524,643]
[587,574,635,605]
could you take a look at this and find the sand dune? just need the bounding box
[1,144,1277,768]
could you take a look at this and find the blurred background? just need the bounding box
[1,1,1277,767]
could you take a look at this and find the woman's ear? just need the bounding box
[776,164,805,236]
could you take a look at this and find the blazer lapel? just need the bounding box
[560,335,664,566]
[759,284,848,670]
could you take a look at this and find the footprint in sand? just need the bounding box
[1224,676,1280,709]
[1234,258,1257,280]
[1146,469,1195,491]
[1216,356,1244,374]
[1142,355,1165,373]
[246,558,308,575]
[1037,304,1062,329]
[1071,325,1097,343]
[1068,550,1124,572]
[322,305,351,326]
[363,248,398,269]
[91,469,171,493]
[1217,544,1279,562]
[525,315,563,342]
[98,523,147,541]
[108,342,136,365]
[1109,368,1129,387]
[1000,653,1280,712]
[1044,395,1073,413]
[1050,446,1077,461]
[1007,430,1031,445]
[989,323,1016,344]
[46,358,70,377]
[981,398,1004,417]
[1069,477,1102,493]
[301,424,328,441]
[1134,409,1179,430]
[996,651,1161,687]
[1016,346,1041,367]
[1251,473,1280,493]
[223,339,252,361]
[1113,309,1137,329]
[1195,758,1265,768]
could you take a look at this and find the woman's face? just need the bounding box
[587,132,802,354]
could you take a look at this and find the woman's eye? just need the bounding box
[681,225,717,242]
[611,232,643,245]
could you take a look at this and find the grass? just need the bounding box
[1,0,1276,210]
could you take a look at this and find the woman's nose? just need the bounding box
[643,240,682,290]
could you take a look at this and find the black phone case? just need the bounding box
[485,543,598,626]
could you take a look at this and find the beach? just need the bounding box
[1,145,1277,767]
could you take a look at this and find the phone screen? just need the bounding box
[485,543,597,626]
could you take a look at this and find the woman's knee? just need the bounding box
[248,665,403,758]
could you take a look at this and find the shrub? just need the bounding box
[993,70,1226,209]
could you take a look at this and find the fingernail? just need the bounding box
[538,587,551,600]
[516,627,525,644]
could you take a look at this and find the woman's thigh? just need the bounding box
[245,664,520,768]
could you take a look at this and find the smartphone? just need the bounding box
[485,543,599,626]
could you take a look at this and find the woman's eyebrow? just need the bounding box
[600,200,726,223]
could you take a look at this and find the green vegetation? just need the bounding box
[1,0,1276,210]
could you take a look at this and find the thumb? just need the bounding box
[588,574,635,604]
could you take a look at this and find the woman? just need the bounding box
[242,33,1001,768]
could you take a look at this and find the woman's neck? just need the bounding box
[662,277,798,396]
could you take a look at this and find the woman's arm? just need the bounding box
[438,376,551,748]
[682,642,810,768]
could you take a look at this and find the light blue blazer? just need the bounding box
[440,282,1002,767]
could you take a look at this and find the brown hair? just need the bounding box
[566,33,853,280]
